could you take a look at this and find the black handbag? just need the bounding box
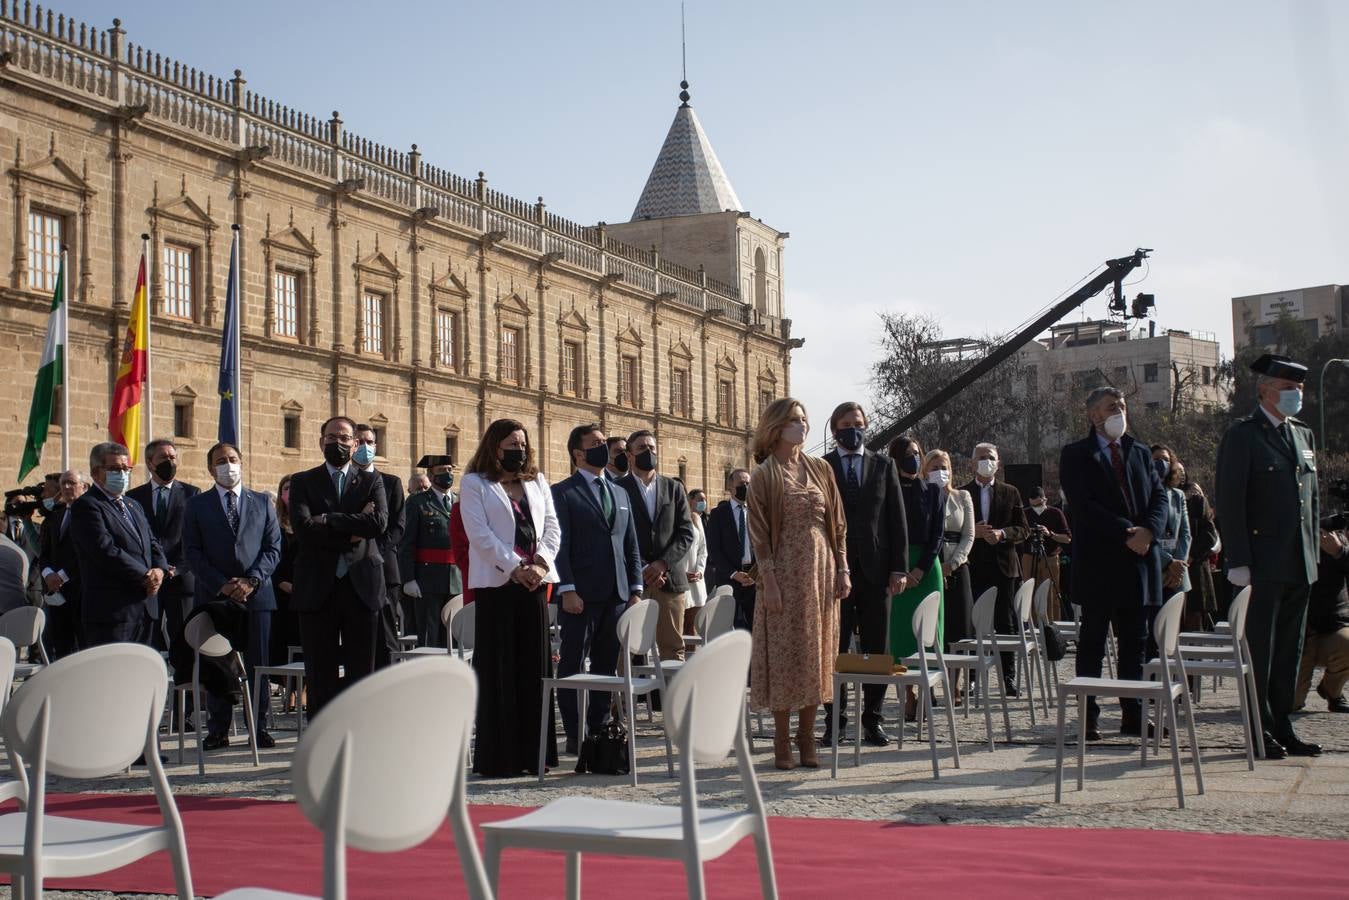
[1041,622,1066,661]
[575,718,631,775]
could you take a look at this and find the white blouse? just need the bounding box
[941,488,976,569]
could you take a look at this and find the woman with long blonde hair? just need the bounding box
[747,397,849,770]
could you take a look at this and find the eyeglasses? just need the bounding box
[323,434,355,445]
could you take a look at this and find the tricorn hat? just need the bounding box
[415,455,456,469]
[1250,353,1307,384]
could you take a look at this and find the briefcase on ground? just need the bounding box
[835,653,907,676]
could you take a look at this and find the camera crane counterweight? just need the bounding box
[866,248,1153,452]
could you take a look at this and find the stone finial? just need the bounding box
[679,79,690,106]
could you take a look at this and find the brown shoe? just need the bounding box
[796,731,819,768]
[773,732,796,770]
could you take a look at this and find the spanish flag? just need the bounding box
[109,245,150,462]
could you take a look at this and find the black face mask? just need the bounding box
[323,442,352,467]
[634,450,657,472]
[500,448,526,473]
[734,484,749,502]
[583,444,610,470]
[899,453,922,475]
[153,459,177,483]
[611,453,629,473]
[835,427,866,452]
[432,473,454,489]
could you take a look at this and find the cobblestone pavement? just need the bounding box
[14,648,1348,898]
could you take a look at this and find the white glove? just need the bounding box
[1227,566,1251,587]
[403,580,422,598]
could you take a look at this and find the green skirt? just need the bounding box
[889,544,944,661]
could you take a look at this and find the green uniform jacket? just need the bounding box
[398,489,463,596]
[1215,406,1319,586]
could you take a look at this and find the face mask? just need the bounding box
[432,472,454,489]
[153,459,177,483]
[1154,459,1170,481]
[41,497,55,511]
[215,463,242,488]
[583,444,610,469]
[353,443,376,466]
[927,470,950,487]
[1031,500,1046,510]
[695,500,707,513]
[734,484,749,502]
[634,449,657,472]
[835,427,865,452]
[780,423,806,445]
[1277,389,1302,418]
[1102,412,1127,440]
[611,453,629,473]
[500,448,526,473]
[899,453,922,474]
[103,470,130,495]
[976,459,998,479]
[323,442,352,467]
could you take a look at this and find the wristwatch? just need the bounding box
[244,577,261,591]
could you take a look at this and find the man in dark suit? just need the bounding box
[822,402,909,746]
[353,423,405,669]
[552,424,644,753]
[706,468,756,631]
[127,439,200,652]
[182,441,283,748]
[963,442,1032,693]
[1217,353,1322,757]
[38,469,86,659]
[1060,387,1168,739]
[617,430,694,662]
[400,455,462,649]
[289,415,389,717]
[68,442,168,646]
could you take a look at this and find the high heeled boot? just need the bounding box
[796,706,820,768]
[772,710,796,770]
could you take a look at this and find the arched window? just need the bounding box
[753,247,768,313]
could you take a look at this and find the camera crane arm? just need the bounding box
[867,248,1152,451]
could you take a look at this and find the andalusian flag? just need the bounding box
[18,253,65,481]
[109,247,150,461]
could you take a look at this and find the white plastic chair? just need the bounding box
[392,595,463,662]
[1143,586,1263,766]
[450,601,476,661]
[0,606,49,681]
[182,614,261,776]
[485,631,776,900]
[1030,579,1059,703]
[0,643,194,899]
[1055,592,1204,808]
[633,591,736,684]
[933,587,1013,746]
[951,579,1048,722]
[831,592,961,780]
[217,657,491,900]
[537,598,672,786]
[0,637,16,714]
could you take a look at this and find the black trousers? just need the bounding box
[556,597,623,739]
[45,598,82,659]
[298,575,378,719]
[372,585,402,670]
[971,557,1019,681]
[1076,592,1147,722]
[730,572,756,631]
[826,574,888,729]
[473,583,557,776]
[1247,580,1310,741]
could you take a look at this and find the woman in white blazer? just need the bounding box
[459,418,561,777]
[923,449,975,700]
[677,488,710,639]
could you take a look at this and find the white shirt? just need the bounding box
[215,482,244,524]
[634,474,659,523]
[975,477,994,522]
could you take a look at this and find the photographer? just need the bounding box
[1019,486,1071,622]
[1298,514,1349,714]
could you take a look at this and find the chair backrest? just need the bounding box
[617,598,659,656]
[184,614,235,658]
[293,656,478,854]
[971,586,999,639]
[1032,579,1051,624]
[1013,578,1035,624]
[439,594,464,628]
[2,643,168,777]
[911,592,942,651]
[0,605,45,648]
[702,592,737,644]
[711,583,734,600]
[450,601,476,651]
[0,637,15,709]
[665,631,752,763]
[1227,586,1253,642]
[1152,592,1188,656]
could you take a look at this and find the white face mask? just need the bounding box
[214,462,242,488]
[780,422,807,445]
[927,470,950,487]
[976,459,998,479]
[1102,412,1127,440]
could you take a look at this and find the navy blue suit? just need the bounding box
[706,499,756,630]
[182,485,283,734]
[552,468,643,739]
[127,479,200,651]
[1059,429,1168,723]
[69,486,168,645]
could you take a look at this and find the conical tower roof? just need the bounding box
[631,82,742,220]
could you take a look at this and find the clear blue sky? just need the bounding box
[52,0,1349,437]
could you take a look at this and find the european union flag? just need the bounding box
[218,226,240,444]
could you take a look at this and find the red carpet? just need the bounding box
[3,793,1342,898]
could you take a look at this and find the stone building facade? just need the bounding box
[0,5,797,495]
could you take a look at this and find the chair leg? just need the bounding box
[923,682,940,779]
[853,681,863,768]
[626,690,639,787]
[992,663,1013,741]
[1019,648,1037,727]
[566,851,582,900]
[239,656,260,767]
[1054,691,1068,802]
[484,836,502,894]
[684,855,708,900]
[753,827,780,900]
[1244,663,1266,759]
[660,691,675,779]
[1181,681,1205,795]
[1076,691,1086,791]
[176,688,186,766]
[1233,663,1256,770]
[192,669,206,777]
[829,677,841,779]
[941,677,961,770]
[1163,693,1186,808]
[980,667,996,751]
[537,680,551,785]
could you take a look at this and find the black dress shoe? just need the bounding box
[1003,680,1019,698]
[1284,736,1323,757]
[255,730,276,749]
[1261,733,1287,759]
[1319,685,1349,713]
[863,724,892,747]
[203,733,230,751]
[1085,722,1103,742]
[1120,719,1167,739]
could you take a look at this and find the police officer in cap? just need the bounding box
[399,455,463,648]
[1216,353,1321,758]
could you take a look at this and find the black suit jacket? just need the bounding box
[368,469,405,588]
[962,478,1031,579]
[706,499,751,589]
[127,480,201,603]
[617,473,695,593]
[37,503,80,604]
[824,448,909,586]
[289,463,389,612]
[1059,430,1168,607]
[552,470,644,604]
[68,487,168,628]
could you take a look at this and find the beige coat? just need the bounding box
[747,453,848,582]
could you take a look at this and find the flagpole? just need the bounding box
[141,234,152,448]
[59,246,69,471]
[231,224,242,447]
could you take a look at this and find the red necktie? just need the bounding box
[1108,441,1134,515]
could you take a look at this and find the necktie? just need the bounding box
[1278,422,1294,453]
[1108,442,1134,515]
[113,497,133,524]
[332,470,349,578]
[443,491,453,514]
[737,504,748,563]
[848,456,861,488]
[59,509,70,538]
[595,477,614,524]
[225,490,239,536]
[155,486,168,521]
